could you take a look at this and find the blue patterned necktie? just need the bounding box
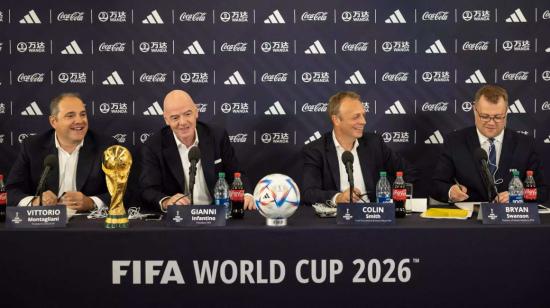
[488,138,497,177]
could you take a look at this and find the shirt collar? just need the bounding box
[54,132,84,154]
[476,127,504,145]
[173,129,199,150]
[332,130,359,152]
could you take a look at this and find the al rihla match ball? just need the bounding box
[253,173,300,219]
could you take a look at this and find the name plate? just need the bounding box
[5,205,67,228]
[481,203,540,224]
[165,205,226,227]
[337,203,395,225]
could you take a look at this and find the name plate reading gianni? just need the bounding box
[165,205,226,227]
[481,203,540,225]
[6,205,67,228]
[337,203,395,225]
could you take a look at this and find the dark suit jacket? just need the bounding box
[6,129,114,207]
[139,122,250,211]
[431,127,548,203]
[302,131,418,204]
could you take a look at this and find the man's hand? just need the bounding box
[336,187,362,203]
[495,191,509,203]
[60,191,95,212]
[32,190,57,206]
[449,184,469,202]
[161,193,190,210]
[244,194,256,210]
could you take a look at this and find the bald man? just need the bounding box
[139,90,255,212]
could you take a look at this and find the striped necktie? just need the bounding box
[488,138,497,177]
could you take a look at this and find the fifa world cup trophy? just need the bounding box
[102,145,132,228]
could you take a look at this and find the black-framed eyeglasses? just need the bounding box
[474,106,506,123]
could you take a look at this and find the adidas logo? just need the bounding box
[223,71,246,85]
[142,10,164,24]
[19,10,41,24]
[425,130,444,144]
[505,8,526,23]
[102,71,124,85]
[344,70,366,84]
[264,101,286,115]
[384,101,406,114]
[544,136,550,144]
[304,40,326,54]
[61,40,83,55]
[304,131,322,145]
[183,41,205,55]
[143,101,163,115]
[425,40,446,54]
[385,10,406,23]
[21,101,43,116]
[507,99,526,114]
[465,70,487,84]
[264,10,285,24]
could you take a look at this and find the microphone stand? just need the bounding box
[346,164,354,204]
[188,162,197,205]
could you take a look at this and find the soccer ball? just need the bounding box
[253,174,300,223]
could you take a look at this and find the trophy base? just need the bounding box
[105,214,129,229]
[266,218,287,227]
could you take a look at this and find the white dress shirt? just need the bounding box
[331,131,368,203]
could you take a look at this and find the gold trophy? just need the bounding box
[102,145,132,228]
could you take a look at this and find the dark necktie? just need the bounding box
[488,138,497,177]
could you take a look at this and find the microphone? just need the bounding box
[473,148,498,202]
[35,154,58,206]
[341,151,354,203]
[188,146,201,205]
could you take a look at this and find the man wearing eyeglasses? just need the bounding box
[431,85,548,203]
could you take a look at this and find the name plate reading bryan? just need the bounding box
[165,205,226,227]
[337,203,395,225]
[6,205,67,228]
[481,203,540,225]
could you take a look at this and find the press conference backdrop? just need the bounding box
[1,0,549,200]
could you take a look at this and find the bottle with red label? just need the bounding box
[523,170,537,203]
[392,171,407,218]
[230,172,245,219]
[0,174,6,222]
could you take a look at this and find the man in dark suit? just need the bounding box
[140,89,254,212]
[431,85,548,203]
[6,93,113,211]
[302,91,417,205]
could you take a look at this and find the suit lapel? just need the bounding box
[162,130,186,193]
[357,137,372,194]
[43,132,59,195]
[465,127,488,199]
[325,134,340,189]
[197,126,215,196]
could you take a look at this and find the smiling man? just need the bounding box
[6,93,114,210]
[139,89,255,212]
[302,91,417,205]
[431,85,548,203]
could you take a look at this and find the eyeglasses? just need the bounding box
[474,107,506,123]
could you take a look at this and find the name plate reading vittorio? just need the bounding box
[481,203,540,225]
[6,205,67,228]
[165,205,226,227]
[337,203,395,225]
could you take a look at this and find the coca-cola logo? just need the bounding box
[261,73,288,82]
[229,133,248,143]
[220,42,247,52]
[341,42,368,52]
[541,101,550,110]
[140,133,151,144]
[98,42,126,52]
[17,73,45,83]
[422,102,448,112]
[382,72,408,82]
[502,71,529,81]
[196,103,207,113]
[57,11,84,22]
[18,133,37,143]
[301,103,327,112]
[422,11,449,21]
[139,73,167,83]
[543,10,550,19]
[462,41,489,51]
[301,11,328,21]
[179,12,206,22]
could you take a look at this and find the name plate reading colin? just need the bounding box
[165,205,226,227]
[481,203,540,224]
[337,203,395,225]
[6,205,67,228]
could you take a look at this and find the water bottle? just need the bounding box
[508,170,524,204]
[214,172,231,219]
[523,170,537,203]
[376,171,392,203]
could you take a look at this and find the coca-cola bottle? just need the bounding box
[523,170,537,203]
[230,172,245,219]
[0,174,6,222]
[392,171,407,218]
